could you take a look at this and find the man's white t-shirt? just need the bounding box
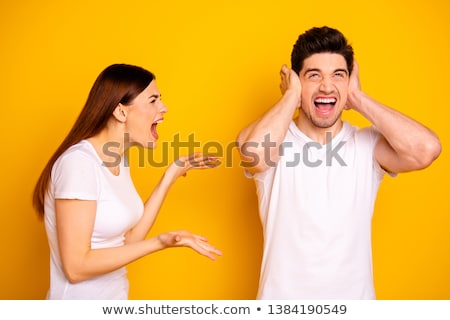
[251,121,387,299]
[44,140,144,299]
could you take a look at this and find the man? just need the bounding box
[237,26,441,299]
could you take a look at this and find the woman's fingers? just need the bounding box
[162,230,222,260]
[192,239,223,260]
[181,153,221,169]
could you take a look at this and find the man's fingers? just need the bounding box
[280,64,289,75]
[353,60,359,73]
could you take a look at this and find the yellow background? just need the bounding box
[1,0,449,299]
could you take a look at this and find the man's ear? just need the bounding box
[112,103,127,122]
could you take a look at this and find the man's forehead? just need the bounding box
[302,53,348,71]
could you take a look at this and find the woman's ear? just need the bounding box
[112,103,127,122]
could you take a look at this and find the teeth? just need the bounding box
[315,98,336,103]
[154,119,164,124]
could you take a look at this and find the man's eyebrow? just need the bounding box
[304,68,321,74]
[334,68,348,74]
[304,68,348,74]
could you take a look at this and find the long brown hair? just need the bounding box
[32,64,155,216]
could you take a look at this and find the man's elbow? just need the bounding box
[413,136,442,170]
[237,142,272,174]
[422,137,441,167]
[238,148,265,174]
[236,131,280,174]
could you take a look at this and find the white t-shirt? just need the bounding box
[251,121,387,299]
[44,140,144,299]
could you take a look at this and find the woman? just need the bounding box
[32,64,222,299]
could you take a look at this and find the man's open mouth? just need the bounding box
[314,97,336,116]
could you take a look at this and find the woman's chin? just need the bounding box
[141,134,157,149]
[146,140,157,149]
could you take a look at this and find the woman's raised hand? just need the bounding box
[158,230,223,260]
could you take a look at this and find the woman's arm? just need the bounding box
[124,153,219,243]
[56,193,221,283]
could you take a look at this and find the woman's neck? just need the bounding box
[87,126,124,176]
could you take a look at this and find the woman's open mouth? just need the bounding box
[151,118,164,139]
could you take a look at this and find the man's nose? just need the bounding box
[319,77,334,93]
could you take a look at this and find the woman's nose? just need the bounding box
[160,102,168,113]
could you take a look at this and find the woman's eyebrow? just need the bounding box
[148,94,161,99]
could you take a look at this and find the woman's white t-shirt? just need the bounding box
[44,140,144,299]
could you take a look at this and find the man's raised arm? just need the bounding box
[236,65,301,174]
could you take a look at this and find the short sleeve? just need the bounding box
[52,151,100,200]
[360,126,397,179]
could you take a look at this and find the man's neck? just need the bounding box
[294,114,344,145]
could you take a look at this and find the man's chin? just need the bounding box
[311,112,343,129]
[311,120,338,129]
